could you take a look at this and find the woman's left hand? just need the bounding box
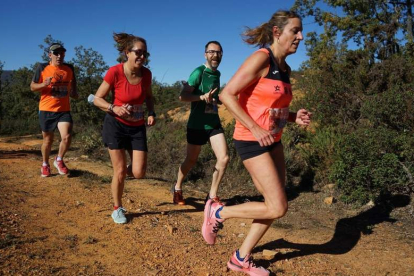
[295,109,312,126]
[147,116,156,126]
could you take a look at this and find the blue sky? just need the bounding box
[0,0,323,85]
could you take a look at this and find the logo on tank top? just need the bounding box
[274,85,281,92]
[272,70,279,75]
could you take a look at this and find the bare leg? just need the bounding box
[56,122,72,158]
[41,131,54,164]
[108,149,127,207]
[209,133,229,198]
[129,150,147,179]
[219,143,287,257]
[175,143,202,190]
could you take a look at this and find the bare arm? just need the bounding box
[219,51,275,147]
[93,80,131,117]
[145,85,156,126]
[179,81,216,103]
[30,77,52,92]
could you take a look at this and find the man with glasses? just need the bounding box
[173,41,229,206]
[30,43,78,177]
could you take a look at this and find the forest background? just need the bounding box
[1,0,413,207]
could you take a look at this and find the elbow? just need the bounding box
[219,94,227,106]
[178,95,184,102]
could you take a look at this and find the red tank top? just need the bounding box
[233,48,293,142]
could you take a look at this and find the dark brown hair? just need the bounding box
[242,10,301,48]
[113,32,147,62]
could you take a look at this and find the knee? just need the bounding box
[114,167,127,181]
[132,169,146,179]
[61,133,72,143]
[267,202,288,219]
[184,156,198,167]
[218,154,229,167]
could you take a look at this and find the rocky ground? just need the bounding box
[1,135,413,276]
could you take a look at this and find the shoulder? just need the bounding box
[63,63,75,72]
[242,49,270,71]
[35,63,49,72]
[191,65,206,75]
[142,66,152,76]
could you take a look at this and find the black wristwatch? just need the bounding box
[148,111,156,117]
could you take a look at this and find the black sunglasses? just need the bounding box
[51,51,65,56]
[130,49,150,59]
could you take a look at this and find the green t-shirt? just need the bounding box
[187,65,221,130]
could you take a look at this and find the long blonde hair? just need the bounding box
[242,10,301,48]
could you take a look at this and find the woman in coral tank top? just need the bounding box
[201,10,312,275]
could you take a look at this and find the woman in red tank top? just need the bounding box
[201,11,312,275]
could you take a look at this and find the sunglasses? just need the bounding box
[130,49,150,59]
[51,51,65,56]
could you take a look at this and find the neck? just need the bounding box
[124,62,141,76]
[269,44,287,71]
[205,63,216,71]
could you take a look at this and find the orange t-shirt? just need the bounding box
[233,48,293,142]
[32,63,75,112]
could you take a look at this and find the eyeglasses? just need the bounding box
[130,49,150,59]
[51,51,65,56]
[205,50,223,56]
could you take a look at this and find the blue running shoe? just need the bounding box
[111,207,127,224]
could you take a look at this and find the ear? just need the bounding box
[273,26,281,38]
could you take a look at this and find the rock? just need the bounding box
[262,249,277,260]
[240,223,246,227]
[167,225,177,234]
[325,184,336,190]
[324,196,335,205]
[366,200,375,207]
[127,198,134,204]
[81,155,89,159]
[237,233,245,238]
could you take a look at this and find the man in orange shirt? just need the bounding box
[30,43,78,177]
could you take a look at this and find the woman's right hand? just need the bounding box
[250,124,274,147]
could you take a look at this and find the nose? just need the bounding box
[297,31,304,40]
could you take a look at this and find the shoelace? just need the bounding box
[212,220,224,233]
[117,207,126,215]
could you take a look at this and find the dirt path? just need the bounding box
[1,136,413,276]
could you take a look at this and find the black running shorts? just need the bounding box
[234,140,282,161]
[102,114,147,151]
[39,111,73,132]
[187,127,224,146]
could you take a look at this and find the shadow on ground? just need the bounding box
[254,194,410,266]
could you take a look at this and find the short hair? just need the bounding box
[205,41,223,53]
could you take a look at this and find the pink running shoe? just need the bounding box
[227,251,270,276]
[41,164,51,177]
[54,157,69,175]
[202,199,225,245]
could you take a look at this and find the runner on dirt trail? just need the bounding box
[93,33,156,224]
[30,43,79,178]
[202,11,312,275]
[172,41,229,206]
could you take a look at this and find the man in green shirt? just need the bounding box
[173,41,229,205]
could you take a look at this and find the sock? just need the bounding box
[42,162,48,166]
[215,206,223,219]
[56,156,62,161]
[114,206,121,210]
[236,249,245,262]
